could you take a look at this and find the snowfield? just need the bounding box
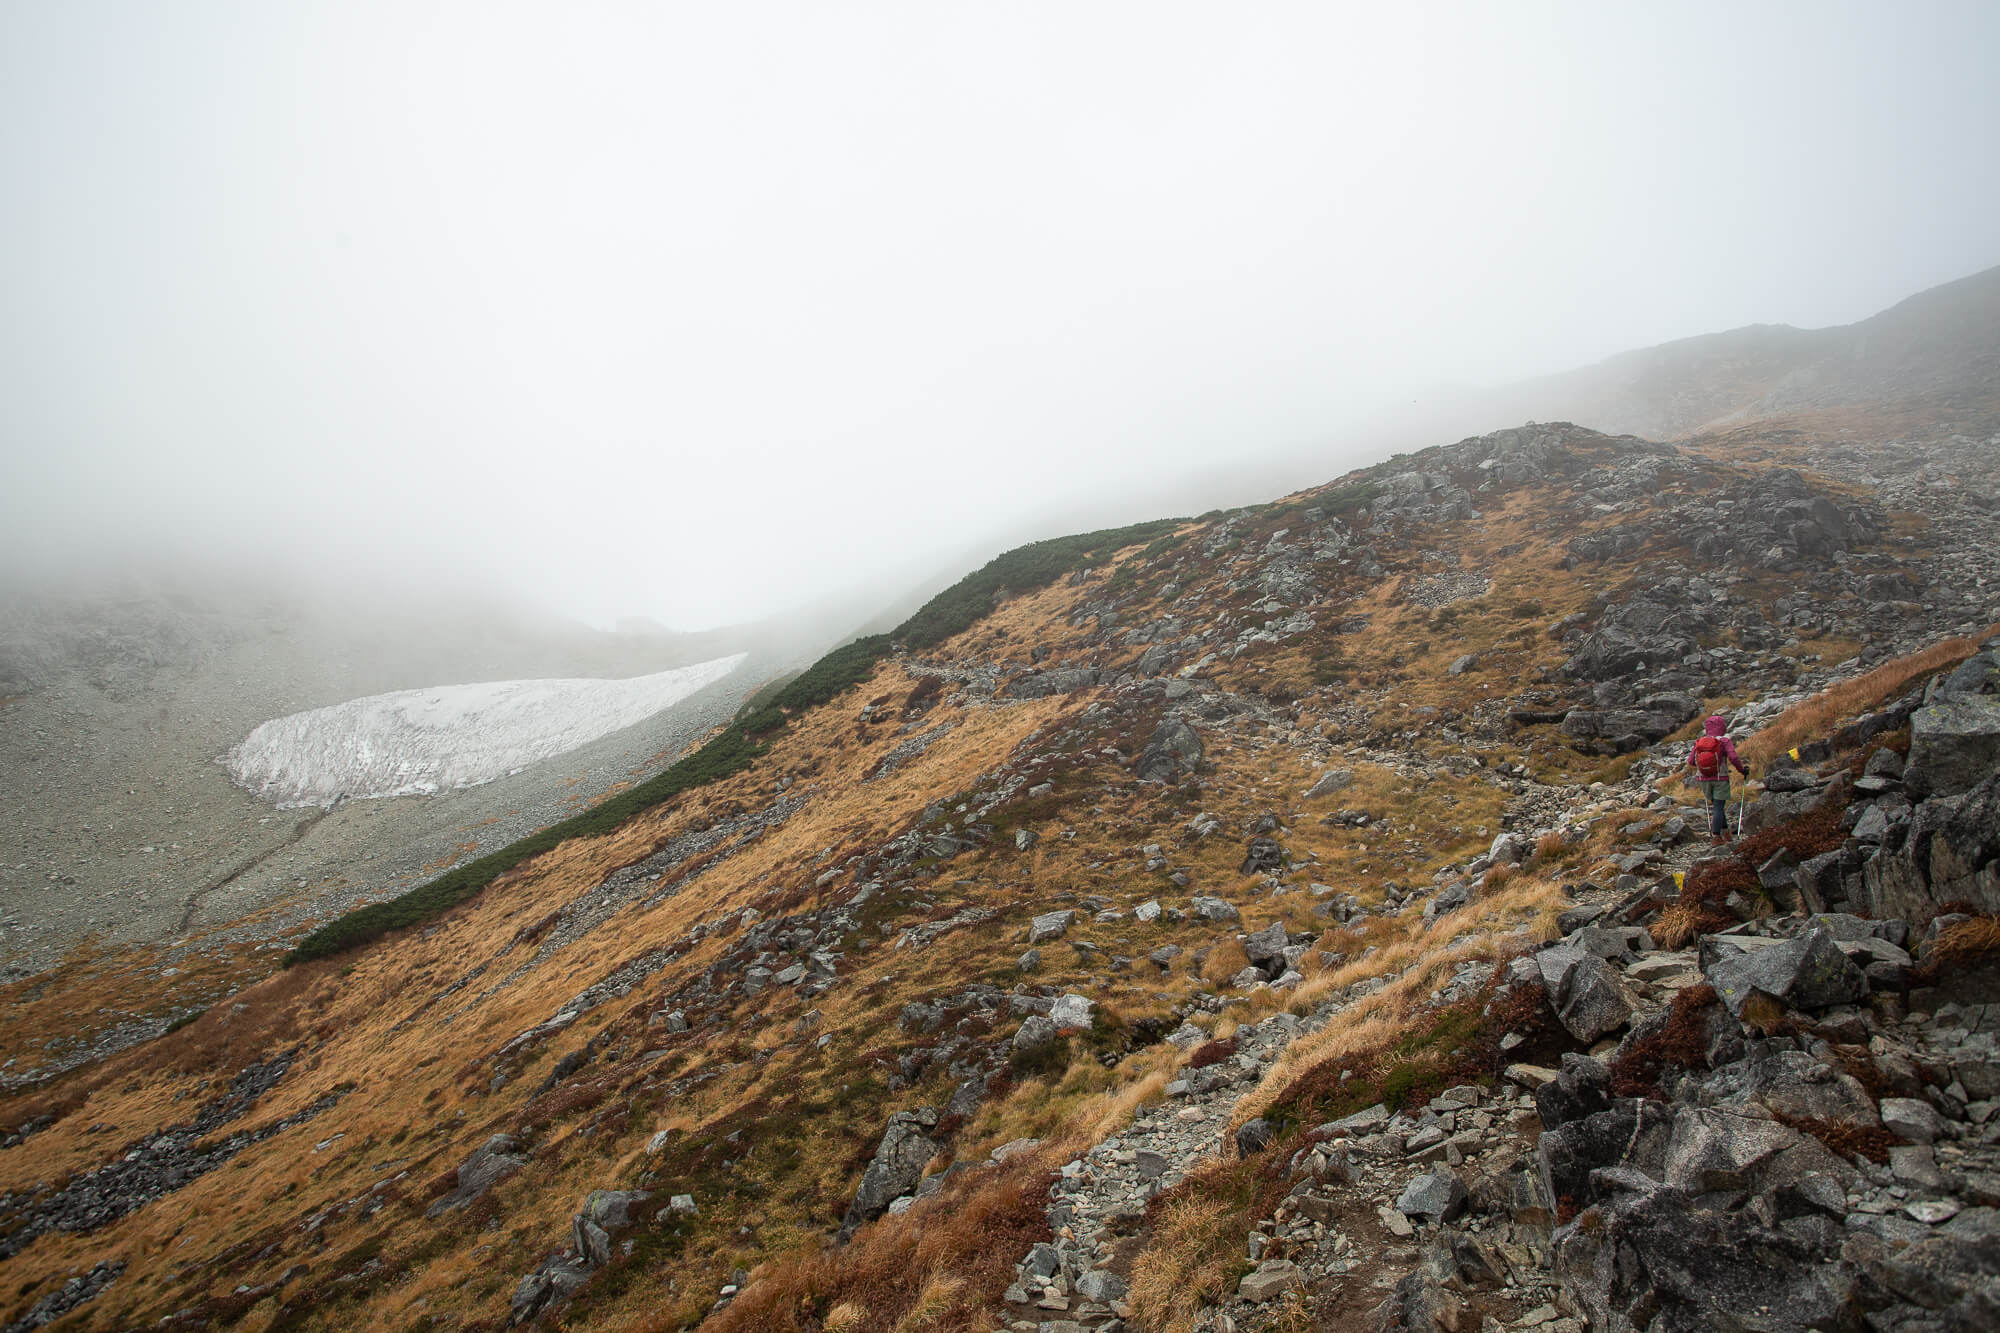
[226,653,747,807]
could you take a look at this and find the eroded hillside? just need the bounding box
[3,424,1998,1333]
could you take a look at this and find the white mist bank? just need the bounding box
[226,653,746,807]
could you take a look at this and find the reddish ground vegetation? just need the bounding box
[1736,807,1847,868]
[1186,1039,1238,1070]
[1607,983,1719,1098]
[1776,1113,1897,1164]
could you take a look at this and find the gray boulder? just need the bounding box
[1304,767,1354,798]
[1190,895,1241,923]
[1556,955,1633,1042]
[1703,927,1867,1017]
[1537,1099,1675,1214]
[1395,1169,1468,1222]
[1235,1117,1275,1157]
[1534,1053,1613,1131]
[1049,993,1095,1029]
[1004,667,1101,699]
[1552,1178,1862,1333]
[1560,692,1702,751]
[1028,910,1076,945]
[1243,921,1291,970]
[510,1258,591,1325]
[1661,1107,1807,1193]
[572,1189,651,1268]
[840,1108,940,1238]
[426,1133,529,1218]
[1013,1015,1058,1051]
[1076,1269,1128,1303]
[1903,696,2000,799]
[1240,836,1285,874]
[1135,717,1204,783]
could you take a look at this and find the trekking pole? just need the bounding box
[1736,780,1746,840]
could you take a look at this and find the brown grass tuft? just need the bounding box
[1127,1156,1286,1333]
[700,1153,1055,1333]
[1929,916,2000,966]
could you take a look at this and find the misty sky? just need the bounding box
[4,2,1997,631]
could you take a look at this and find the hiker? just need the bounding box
[1685,714,1750,844]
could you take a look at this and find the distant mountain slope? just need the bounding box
[1499,263,2000,438]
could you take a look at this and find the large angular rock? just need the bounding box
[1076,1269,1128,1303]
[426,1133,529,1218]
[1903,696,2000,799]
[572,1189,651,1268]
[1556,955,1633,1042]
[1703,927,1866,1017]
[1880,1096,1951,1145]
[1371,1269,1462,1332]
[1304,767,1354,798]
[1552,1178,1861,1333]
[840,1108,940,1238]
[1134,718,1204,783]
[1564,623,1697,683]
[1396,1170,1468,1222]
[1028,910,1076,944]
[1911,771,2000,911]
[1012,1015,1058,1051]
[1049,993,1095,1029]
[1005,666,1101,699]
[1240,836,1285,874]
[1704,1049,1879,1127]
[1537,1099,1674,1214]
[1559,693,1702,751]
[1238,1259,1303,1302]
[1243,921,1291,970]
[1661,1107,1805,1193]
[510,1258,591,1325]
[1190,896,1241,923]
[1534,1053,1613,1131]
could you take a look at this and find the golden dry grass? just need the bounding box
[1228,875,1566,1134]
[1741,625,2000,766]
[1126,1161,1259,1333]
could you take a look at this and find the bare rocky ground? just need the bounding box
[0,580,765,991]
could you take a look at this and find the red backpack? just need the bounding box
[1693,735,1726,780]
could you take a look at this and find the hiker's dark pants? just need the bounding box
[1698,778,1734,836]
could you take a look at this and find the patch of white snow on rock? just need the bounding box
[226,653,746,807]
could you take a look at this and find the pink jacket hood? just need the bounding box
[1703,715,1729,737]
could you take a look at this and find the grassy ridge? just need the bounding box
[284,517,1182,966]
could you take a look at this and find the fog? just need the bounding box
[4,2,1997,632]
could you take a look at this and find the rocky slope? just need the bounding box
[0,422,1996,1333]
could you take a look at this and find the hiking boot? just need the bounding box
[1711,833,1728,846]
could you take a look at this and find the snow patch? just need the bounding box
[226,654,746,807]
